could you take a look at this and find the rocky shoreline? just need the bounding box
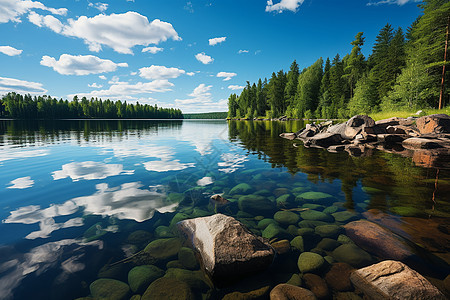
[280,114,450,169]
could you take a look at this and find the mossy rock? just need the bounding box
[286,274,303,286]
[300,210,334,223]
[332,211,360,223]
[297,252,325,273]
[298,191,333,201]
[222,286,270,300]
[317,238,341,251]
[362,186,383,194]
[144,238,182,260]
[297,227,316,237]
[276,194,295,206]
[315,225,342,239]
[90,278,130,300]
[254,189,272,197]
[236,211,254,219]
[98,263,129,280]
[166,260,185,269]
[191,208,211,218]
[238,195,276,216]
[142,278,193,300]
[229,183,254,195]
[337,234,354,245]
[302,204,325,211]
[257,218,277,229]
[298,220,328,229]
[167,192,184,203]
[292,187,307,193]
[169,213,191,228]
[287,225,299,236]
[274,211,300,225]
[391,206,424,217]
[254,215,265,221]
[332,244,373,268]
[290,236,304,252]
[262,223,290,240]
[164,268,209,291]
[128,265,164,294]
[323,206,340,214]
[130,295,141,300]
[273,188,290,197]
[83,222,107,242]
[127,230,152,246]
[178,247,199,270]
[154,226,175,238]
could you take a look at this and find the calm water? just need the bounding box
[0,119,449,299]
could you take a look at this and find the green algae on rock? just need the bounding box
[144,238,182,260]
[274,211,300,225]
[128,265,164,294]
[90,278,130,300]
[297,252,325,273]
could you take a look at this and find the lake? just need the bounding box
[0,119,449,299]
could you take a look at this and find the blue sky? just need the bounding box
[0,0,422,113]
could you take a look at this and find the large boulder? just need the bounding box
[402,137,443,149]
[350,260,446,300]
[305,133,343,148]
[177,214,275,282]
[416,114,450,134]
[345,115,375,139]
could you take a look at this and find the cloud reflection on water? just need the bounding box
[218,153,248,173]
[6,176,34,189]
[52,161,134,181]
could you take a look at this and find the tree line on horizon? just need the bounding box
[0,93,183,119]
[227,0,449,119]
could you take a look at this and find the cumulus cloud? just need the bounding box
[195,52,214,64]
[175,84,227,113]
[99,75,107,80]
[238,49,249,54]
[52,161,134,181]
[217,72,237,81]
[61,12,181,54]
[88,2,108,12]
[40,54,128,75]
[28,11,63,33]
[209,36,226,46]
[266,0,304,13]
[186,72,195,76]
[88,83,103,88]
[68,80,174,100]
[139,65,186,80]
[228,85,245,90]
[0,0,67,24]
[0,76,47,94]
[142,46,163,54]
[0,45,23,56]
[367,0,420,5]
[7,176,34,189]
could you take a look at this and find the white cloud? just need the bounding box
[28,11,63,33]
[142,46,163,54]
[238,49,249,54]
[7,176,34,189]
[40,54,128,75]
[99,75,107,80]
[175,84,227,113]
[62,12,181,54]
[0,76,47,94]
[209,36,226,46]
[186,72,195,76]
[68,80,174,100]
[367,0,420,5]
[266,0,304,13]
[52,161,134,181]
[139,65,185,80]
[228,85,245,90]
[217,72,237,81]
[0,45,22,56]
[88,83,103,88]
[195,52,214,64]
[0,0,67,24]
[88,2,108,12]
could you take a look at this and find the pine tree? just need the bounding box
[344,32,366,99]
[284,60,300,108]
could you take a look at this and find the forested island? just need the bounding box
[183,112,228,119]
[227,0,449,120]
[0,92,183,119]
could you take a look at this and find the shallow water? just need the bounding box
[0,119,449,299]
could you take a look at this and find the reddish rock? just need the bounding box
[324,263,354,292]
[270,284,317,300]
[416,114,450,134]
[303,273,330,299]
[350,260,446,300]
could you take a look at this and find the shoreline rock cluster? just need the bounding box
[280,114,450,168]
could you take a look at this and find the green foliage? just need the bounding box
[183,112,227,119]
[0,93,182,119]
[292,58,323,117]
[348,75,378,115]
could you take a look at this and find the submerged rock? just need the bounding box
[177,214,275,282]
[164,268,210,291]
[332,244,373,268]
[262,223,290,240]
[324,262,354,292]
[142,277,193,300]
[274,211,300,225]
[350,260,446,300]
[128,265,164,294]
[315,224,341,238]
[270,284,317,300]
[143,238,182,261]
[90,278,130,300]
[297,252,325,273]
[303,273,330,299]
[229,183,254,195]
[223,286,270,300]
[238,194,276,216]
[178,247,199,270]
[300,210,334,223]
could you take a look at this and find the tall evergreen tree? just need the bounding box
[284,60,300,108]
[344,32,366,99]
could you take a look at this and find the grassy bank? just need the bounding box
[368,108,450,121]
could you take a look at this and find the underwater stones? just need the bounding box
[350,260,446,300]
[337,234,354,245]
[142,277,193,300]
[178,247,199,270]
[300,210,334,223]
[254,189,272,197]
[90,278,130,300]
[257,218,277,229]
[332,211,360,223]
[322,206,340,214]
[169,212,191,228]
[223,286,270,300]
[317,238,341,251]
[315,225,342,239]
[292,186,307,194]
[262,223,290,240]
[229,183,254,195]
[298,220,328,229]
[177,214,275,282]
[286,274,303,286]
[297,227,315,236]
[83,222,107,242]
[276,194,294,206]
[332,244,373,268]
[128,265,164,294]
[344,220,415,262]
[154,226,175,238]
[324,263,354,292]
[290,236,304,252]
[238,195,276,216]
[274,211,300,225]
[297,252,325,273]
[298,192,333,202]
[270,284,317,300]
[164,268,209,291]
[302,204,325,211]
[271,240,291,255]
[303,273,330,299]
[143,238,182,260]
[127,230,152,247]
[167,192,183,203]
[390,206,424,217]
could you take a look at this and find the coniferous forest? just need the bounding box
[0,93,183,119]
[228,0,450,119]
